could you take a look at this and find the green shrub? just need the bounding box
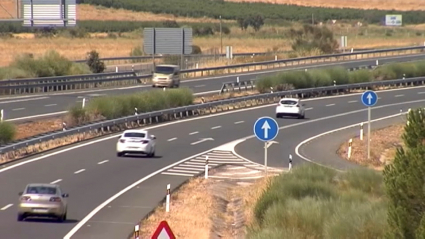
[341,168,384,196]
[348,69,372,83]
[247,227,305,239]
[0,121,16,144]
[84,88,194,119]
[86,50,106,73]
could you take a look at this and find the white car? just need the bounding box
[116,129,156,157]
[275,98,306,119]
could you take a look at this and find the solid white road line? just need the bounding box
[5,111,68,122]
[294,111,408,172]
[167,137,177,141]
[74,169,86,174]
[97,160,109,165]
[0,204,13,210]
[50,179,62,184]
[0,97,49,104]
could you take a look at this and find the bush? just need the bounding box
[86,50,106,73]
[256,60,425,93]
[0,121,16,145]
[249,164,388,238]
[0,50,91,80]
[83,88,194,119]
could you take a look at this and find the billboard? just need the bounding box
[22,0,76,27]
[385,15,402,26]
[144,28,193,55]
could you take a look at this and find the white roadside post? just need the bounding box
[165,184,171,213]
[134,225,140,239]
[360,90,378,160]
[0,109,3,122]
[163,87,166,91]
[407,108,412,125]
[253,117,279,177]
[236,76,239,84]
[376,60,379,66]
[205,156,209,179]
[115,66,118,72]
[347,138,353,159]
[82,98,86,108]
[288,154,292,171]
[359,122,364,140]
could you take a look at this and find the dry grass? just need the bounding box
[77,4,234,23]
[15,118,64,140]
[337,124,404,170]
[139,177,213,238]
[225,0,425,11]
[0,31,423,66]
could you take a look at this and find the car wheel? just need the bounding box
[117,152,124,157]
[152,85,156,88]
[63,212,67,221]
[17,213,25,221]
[57,214,65,223]
[276,114,280,118]
[151,150,155,157]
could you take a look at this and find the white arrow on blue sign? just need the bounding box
[361,90,378,107]
[253,117,279,142]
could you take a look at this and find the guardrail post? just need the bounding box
[205,156,209,179]
[166,184,171,212]
[134,224,140,239]
[62,122,67,131]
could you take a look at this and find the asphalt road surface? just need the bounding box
[0,84,424,238]
[1,53,424,121]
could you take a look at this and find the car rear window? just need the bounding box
[26,186,57,195]
[124,132,146,138]
[280,100,298,105]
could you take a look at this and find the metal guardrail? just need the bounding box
[1,75,425,158]
[72,48,377,64]
[0,45,424,96]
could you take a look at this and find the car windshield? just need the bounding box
[123,132,146,138]
[280,100,298,105]
[26,186,57,195]
[154,66,174,74]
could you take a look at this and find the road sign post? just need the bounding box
[254,117,279,176]
[361,90,378,160]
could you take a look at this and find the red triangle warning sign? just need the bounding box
[151,220,176,239]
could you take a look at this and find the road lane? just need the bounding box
[0,86,424,238]
[1,53,424,120]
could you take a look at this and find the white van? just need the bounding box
[151,64,180,88]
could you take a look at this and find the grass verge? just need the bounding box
[256,61,425,93]
[248,163,387,238]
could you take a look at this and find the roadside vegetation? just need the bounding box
[248,163,387,238]
[256,60,425,93]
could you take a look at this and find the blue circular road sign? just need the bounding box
[253,117,279,142]
[361,90,378,107]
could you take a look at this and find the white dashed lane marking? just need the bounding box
[189,131,198,135]
[1,204,13,210]
[74,169,86,174]
[45,104,57,107]
[167,137,177,142]
[234,121,244,124]
[12,108,25,111]
[325,104,335,107]
[50,179,62,184]
[211,126,221,129]
[348,100,357,103]
[98,160,109,165]
[395,94,404,97]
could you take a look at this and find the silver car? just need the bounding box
[17,183,69,222]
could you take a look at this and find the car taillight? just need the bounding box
[141,140,149,144]
[21,196,31,201]
[119,139,125,143]
[50,197,61,202]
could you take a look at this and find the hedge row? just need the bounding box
[69,88,194,121]
[0,21,234,34]
[256,61,425,93]
[250,163,387,238]
[79,0,425,24]
[0,51,91,80]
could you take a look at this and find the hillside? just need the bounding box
[224,0,425,11]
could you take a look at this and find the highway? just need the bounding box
[1,53,425,121]
[0,84,425,238]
